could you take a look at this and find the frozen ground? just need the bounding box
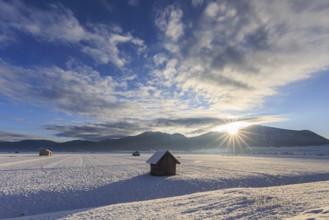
[1,153,329,219]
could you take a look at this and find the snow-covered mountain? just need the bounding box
[0,125,328,152]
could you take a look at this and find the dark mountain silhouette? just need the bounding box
[95,131,189,151]
[0,140,57,152]
[0,125,328,152]
[239,125,329,147]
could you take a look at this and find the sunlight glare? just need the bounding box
[227,126,239,135]
[214,121,251,135]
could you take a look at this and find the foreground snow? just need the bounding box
[1,153,329,219]
[15,181,329,220]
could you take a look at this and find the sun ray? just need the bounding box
[212,120,254,155]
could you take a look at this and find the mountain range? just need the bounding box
[0,125,328,152]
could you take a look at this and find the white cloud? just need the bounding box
[0,60,197,123]
[204,2,220,17]
[0,60,120,118]
[0,1,85,43]
[81,26,146,67]
[155,5,184,42]
[153,0,329,112]
[0,1,146,68]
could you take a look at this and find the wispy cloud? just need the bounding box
[155,5,184,53]
[0,60,191,121]
[46,122,146,140]
[45,115,284,140]
[46,118,209,140]
[0,1,145,67]
[153,1,329,111]
[0,60,123,118]
[0,131,38,142]
[81,24,146,66]
[155,5,184,42]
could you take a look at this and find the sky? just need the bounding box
[0,0,329,142]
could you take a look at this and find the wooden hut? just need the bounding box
[146,150,180,176]
[132,151,140,156]
[39,149,52,156]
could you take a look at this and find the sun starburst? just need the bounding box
[212,121,253,155]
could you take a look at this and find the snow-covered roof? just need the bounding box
[146,150,180,164]
[146,151,166,164]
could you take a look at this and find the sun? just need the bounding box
[227,126,239,136]
[213,121,251,135]
[212,120,253,155]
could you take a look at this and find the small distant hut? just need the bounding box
[132,151,140,156]
[146,150,180,176]
[39,149,52,156]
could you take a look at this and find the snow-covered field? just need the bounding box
[1,153,329,219]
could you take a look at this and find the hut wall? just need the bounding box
[150,164,163,176]
[150,153,177,176]
[162,155,176,175]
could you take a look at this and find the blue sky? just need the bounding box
[0,0,329,141]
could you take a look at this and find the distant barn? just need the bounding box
[132,151,140,156]
[146,150,180,176]
[39,149,52,156]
